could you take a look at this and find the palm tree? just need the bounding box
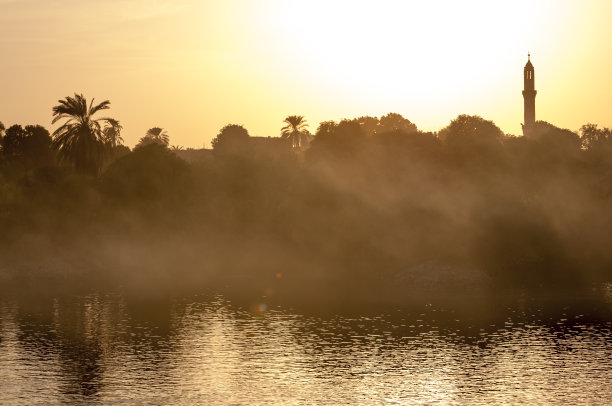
[102,119,123,149]
[51,93,116,175]
[136,127,169,148]
[281,115,310,149]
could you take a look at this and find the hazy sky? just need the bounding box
[1,0,611,147]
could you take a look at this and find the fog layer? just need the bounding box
[1,114,612,303]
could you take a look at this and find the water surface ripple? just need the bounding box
[1,293,611,405]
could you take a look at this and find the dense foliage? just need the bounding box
[2,108,612,295]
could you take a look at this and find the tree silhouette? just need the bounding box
[309,119,367,159]
[0,124,54,170]
[1,124,53,165]
[281,115,310,149]
[580,123,612,173]
[0,121,5,139]
[1,125,27,158]
[580,123,611,151]
[211,124,250,154]
[51,93,115,175]
[102,119,123,149]
[530,121,581,154]
[379,113,418,134]
[137,127,169,148]
[437,115,505,167]
[23,125,53,167]
[351,116,380,137]
[438,114,504,145]
[314,121,338,138]
[100,143,190,204]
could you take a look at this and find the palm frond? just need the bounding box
[146,127,160,136]
[89,100,111,116]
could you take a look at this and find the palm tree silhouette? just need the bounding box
[281,115,310,149]
[51,93,115,175]
[137,127,169,148]
[102,119,123,148]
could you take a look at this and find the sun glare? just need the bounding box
[268,2,532,87]
[258,0,556,132]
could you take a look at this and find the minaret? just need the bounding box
[522,53,537,136]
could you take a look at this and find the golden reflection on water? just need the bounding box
[0,293,611,404]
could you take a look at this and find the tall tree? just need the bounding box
[281,115,310,149]
[51,93,115,175]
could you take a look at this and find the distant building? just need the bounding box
[522,53,537,136]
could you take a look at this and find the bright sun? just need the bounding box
[264,1,545,94]
[254,0,558,133]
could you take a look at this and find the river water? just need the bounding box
[1,291,611,405]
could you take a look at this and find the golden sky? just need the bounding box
[1,0,611,147]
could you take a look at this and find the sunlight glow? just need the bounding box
[0,0,609,145]
[255,0,568,135]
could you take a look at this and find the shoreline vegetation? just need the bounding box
[2,95,612,306]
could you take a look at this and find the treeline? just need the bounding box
[2,94,612,295]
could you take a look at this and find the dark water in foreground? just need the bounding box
[1,290,611,405]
